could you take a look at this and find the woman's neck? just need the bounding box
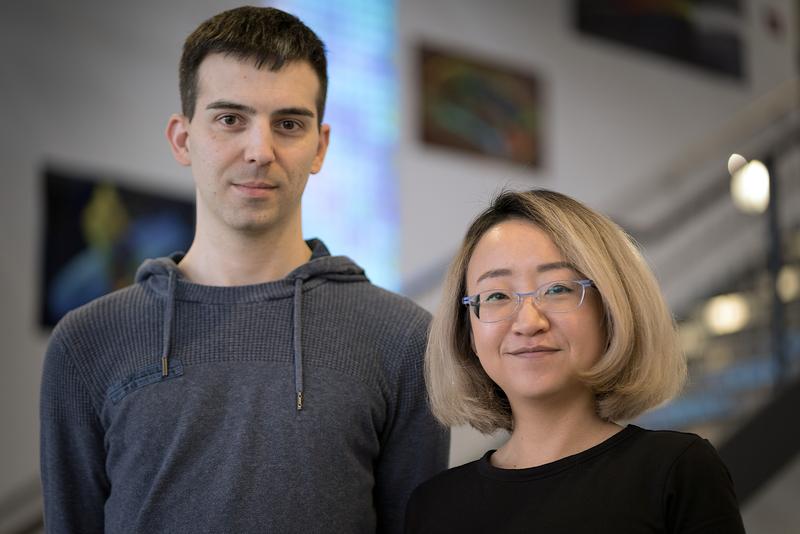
[491,395,621,469]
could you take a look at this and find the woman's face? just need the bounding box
[465,219,606,407]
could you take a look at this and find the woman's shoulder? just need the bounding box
[408,452,497,510]
[406,454,491,532]
[625,424,708,454]
[620,425,730,481]
[633,428,745,532]
[411,453,487,498]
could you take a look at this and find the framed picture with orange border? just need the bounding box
[418,44,544,169]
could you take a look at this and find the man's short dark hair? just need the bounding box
[180,6,328,124]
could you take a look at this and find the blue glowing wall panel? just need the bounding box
[270,0,399,290]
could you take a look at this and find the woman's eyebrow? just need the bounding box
[475,268,511,284]
[537,261,575,273]
[475,262,575,284]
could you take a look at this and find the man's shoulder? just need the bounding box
[361,282,430,314]
[53,282,153,338]
[325,280,431,324]
[45,283,157,388]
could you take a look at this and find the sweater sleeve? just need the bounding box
[40,328,108,534]
[664,438,745,534]
[374,313,450,534]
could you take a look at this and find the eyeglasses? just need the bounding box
[462,279,595,323]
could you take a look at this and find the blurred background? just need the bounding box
[1,0,798,532]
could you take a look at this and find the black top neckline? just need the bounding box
[477,424,641,481]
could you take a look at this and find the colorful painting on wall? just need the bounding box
[41,169,194,327]
[575,0,744,79]
[419,44,543,169]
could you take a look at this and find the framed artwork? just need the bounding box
[419,44,543,168]
[40,168,194,327]
[575,0,744,79]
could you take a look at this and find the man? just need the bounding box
[40,7,448,533]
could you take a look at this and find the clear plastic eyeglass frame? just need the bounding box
[461,279,596,323]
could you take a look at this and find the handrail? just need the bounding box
[622,121,799,245]
[613,78,799,215]
[719,373,800,504]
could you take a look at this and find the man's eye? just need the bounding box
[219,115,240,126]
[278,119,301,131]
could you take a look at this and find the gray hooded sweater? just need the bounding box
[40,239,449,534]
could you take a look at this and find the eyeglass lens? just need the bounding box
[473,280,586,322]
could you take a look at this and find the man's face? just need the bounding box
[168,53,330,236]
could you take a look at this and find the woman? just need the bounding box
[406,189,745,533]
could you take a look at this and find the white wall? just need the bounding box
[0,0,797,528]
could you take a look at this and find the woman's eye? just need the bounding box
[544,283,571,296]
[484,291,511,302]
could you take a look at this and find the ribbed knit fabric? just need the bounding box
[40,239,450,534]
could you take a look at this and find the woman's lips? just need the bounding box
[506,346,559,357]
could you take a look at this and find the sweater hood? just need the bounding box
[133,238,367,410]
[134,239,367,300]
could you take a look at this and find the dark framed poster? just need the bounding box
[40,168,194,327]
[575,0,744,79]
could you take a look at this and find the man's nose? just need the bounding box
[244,123,276,165]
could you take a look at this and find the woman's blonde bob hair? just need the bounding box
[426,189,687,434]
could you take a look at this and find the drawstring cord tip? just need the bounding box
[296,391,304,411]
[162,357,169,377]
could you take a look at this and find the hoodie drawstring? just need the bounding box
[156,268,304,403]
[161,269,177,377]
[293,278,304,410]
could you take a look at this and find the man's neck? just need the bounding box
[177,222,312,287]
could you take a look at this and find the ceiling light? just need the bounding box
[703,293,750,335]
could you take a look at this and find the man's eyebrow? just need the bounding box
[273,107,315,119]
[203,102,316,120]
[206,101,257,114]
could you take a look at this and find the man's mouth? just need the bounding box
[232,182,278,196]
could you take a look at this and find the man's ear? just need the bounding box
[310,123,331,175]
[166,114,192,167]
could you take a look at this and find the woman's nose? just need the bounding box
[511,295,549,334]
